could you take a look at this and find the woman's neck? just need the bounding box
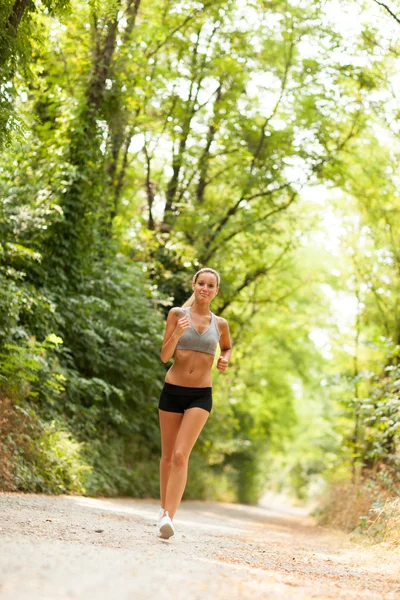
[191,301,211,315]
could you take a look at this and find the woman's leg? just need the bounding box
[164,407,210,519]
[158,409,184,509]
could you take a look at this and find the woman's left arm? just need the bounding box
[217,318,232,372]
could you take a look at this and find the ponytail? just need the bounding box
[182,293,195,308]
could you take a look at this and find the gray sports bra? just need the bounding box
[175,307,220,356]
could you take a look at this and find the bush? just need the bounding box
[315,481,376,531]
[363,497,400,544]
[0,396,90,494]
[0,396,19,490]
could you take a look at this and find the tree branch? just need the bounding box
[123,0,141,43]
[143,137,156,230]
[0,0,29,68]
[87,1,122,113]
[250,27,296,170]
[196,83,223,203]
[201,193,296,264]
[372,0,400,25]
[200,182,292,263]
[162,26,207,228]
[145,0,215,58]
[218,241,293,314]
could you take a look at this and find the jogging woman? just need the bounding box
[157,267,232,539]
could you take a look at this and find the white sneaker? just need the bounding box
[156,507,164,527]
[158,511,175,539]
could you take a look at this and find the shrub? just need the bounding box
[363,497,400,544]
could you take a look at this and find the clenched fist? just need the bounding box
[174,314,190,338]
[217,356,229,372]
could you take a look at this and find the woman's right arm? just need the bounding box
[160,308,190,363]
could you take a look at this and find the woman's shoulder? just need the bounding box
[215,315,229,329]
[215,314,227,323]
[169,306,187,317]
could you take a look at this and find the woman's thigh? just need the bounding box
[173,407,210,457]
[159,410,184,458]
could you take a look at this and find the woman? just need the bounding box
[157,267,232,539]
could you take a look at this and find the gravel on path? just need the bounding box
[0,493,399,600]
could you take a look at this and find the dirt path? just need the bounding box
[0,492,399,599]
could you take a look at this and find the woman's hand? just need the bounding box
[160,308,190,363]
[174,314,190,338]
[217,356,229,372]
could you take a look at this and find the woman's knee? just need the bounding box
[160,455,173,468]
[172,449,189,468]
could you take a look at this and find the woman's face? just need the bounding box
[192,272,219,303]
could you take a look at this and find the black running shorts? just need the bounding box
[158,382,212,414]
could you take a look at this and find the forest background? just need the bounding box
[1,0,400,539]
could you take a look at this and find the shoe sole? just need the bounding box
[159,522,174,539]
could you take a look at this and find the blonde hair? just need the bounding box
[182,268,220,308]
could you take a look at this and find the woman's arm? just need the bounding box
[216,318,232,372]
[160,308,190,363]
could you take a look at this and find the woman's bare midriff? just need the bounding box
[165,349,215,387]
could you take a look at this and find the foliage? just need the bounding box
[0,394,90,494]
[315,480,378,532]
[361,497,400,544]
